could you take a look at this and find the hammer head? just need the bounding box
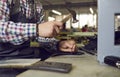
[67,8,79,23]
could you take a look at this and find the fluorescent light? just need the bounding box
[117,15,120,19]
[52,10,62,15]
[89,7,94,14]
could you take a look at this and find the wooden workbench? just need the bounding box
[16,54,120,77]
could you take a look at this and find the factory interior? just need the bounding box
[0,0,120,77]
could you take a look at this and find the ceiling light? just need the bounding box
[89,7,94,14]
[52,10,62,15]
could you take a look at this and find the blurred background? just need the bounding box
[40,0,97,31]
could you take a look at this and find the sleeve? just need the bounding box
[0,0,59,47]
[0,21,37,45]
[0,0,37,45]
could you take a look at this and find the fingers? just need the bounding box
[54,21,63,29]
[53,26,60,37]
[71,44,76,52]
[37,21,63,38]
[60,48,73,52]
[52,21,63,37]
[60,45,76,52]
[59,41,77,52]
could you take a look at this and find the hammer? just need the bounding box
[60,8,78,23]
[60,14,72,23]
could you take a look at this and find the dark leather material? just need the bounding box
[104,56,120,67]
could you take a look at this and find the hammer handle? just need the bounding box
[61,14,72,23]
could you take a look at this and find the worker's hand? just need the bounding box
[37,21,63,37]
[58,40,78,52]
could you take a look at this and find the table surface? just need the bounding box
[17,54,120,77]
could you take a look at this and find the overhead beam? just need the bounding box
[43,0,53,5]
[43,2,97,10]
